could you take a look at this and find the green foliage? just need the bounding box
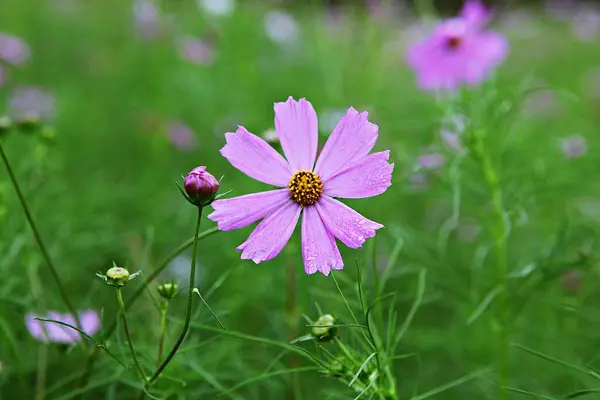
[1,1,600,399]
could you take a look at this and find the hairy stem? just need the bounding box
[147,206,203,384]
[116,287,146,382]
[78,227,218,391]
[0,140,83,338]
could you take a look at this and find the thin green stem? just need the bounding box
[471,131,509,400]
[157,301,169,368]
[0,140,82,338]
[147,206,203,384]
[78,226,218,391]
[116,287,146,382]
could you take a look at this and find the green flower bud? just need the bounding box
[312,314,337,342]
[96,264,141,287]
[157,282,179,300]
[107,266,129,282]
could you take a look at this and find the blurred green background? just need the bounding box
[1,0,600,399]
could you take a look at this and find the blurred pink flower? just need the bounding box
[0,33,30,66]
[440,129,464,153]
[168,120,197,151]
[264,11,299,45]
[25,310,100,344]
[406,0,508,91]
[459,0,490,27]
[208,97,393,275]
[418,152,446,170]
[560,135,587,159]
[133,0,162,39]
[9,86,55,121]
[178,36,214,65]
[570,7,600,42]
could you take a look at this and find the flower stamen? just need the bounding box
[288,170,323,206]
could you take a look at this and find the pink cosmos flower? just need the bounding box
[406,0,508,91]
[25,310,100,344]
[208,97,393,276]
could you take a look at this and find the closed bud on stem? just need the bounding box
[182,166,220,207]
[96,264,141,287]
[312,314,337,342]
[157,281,179,300]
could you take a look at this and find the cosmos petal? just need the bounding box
[314,107,378,181]
[220,126,293,186]
[208,189,291,231]
[237,201,301,263]
[316,196,383,249]
[301,205,343,276]
[274,97,318,171]
[323,151,394,199]
[79,310,101,337]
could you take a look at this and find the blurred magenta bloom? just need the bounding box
[417,152,446,169]
[168,120,197,151]
[184,166,220,206]
[406,0,508,91]
[209,97,393,275]
[133,0,162,39]
[0,33,30,66]
[561,135,587,159]
[25,310,100,344]
[9,86,55,121]
[178,36,214,65]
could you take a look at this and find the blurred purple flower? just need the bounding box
[523,88,561,117]
[570,7,600,42]
[25,310,100,344]
[560,135,587,159]
[408,172,428,190]
[264,11,299,45]
[418,152,446,169]
[133,0,162,39]
[406,0,508,91]
[0,33,30,66]
[440,129,464,153]
[168,120,197,151]
[178,36,214,65]
[9,86,55,121]
[546,0,576,22]
[197,0,235,17]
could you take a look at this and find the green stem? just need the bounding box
[471,131,509,399]
[78,226,218,391]
[157,301,168,368]
[147,206,203,384]
[0,140,83,338]
[116,287,146,382]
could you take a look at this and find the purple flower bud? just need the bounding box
[184,166,220,206]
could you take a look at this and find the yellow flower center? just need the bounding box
[288,170,323,206]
